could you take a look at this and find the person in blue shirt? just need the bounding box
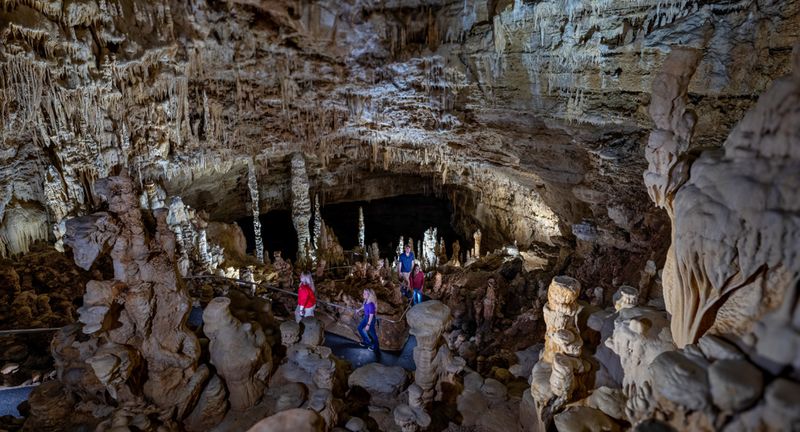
[397,245,415,289]
[358,288,379,351]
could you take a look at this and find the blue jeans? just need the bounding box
[357,316,379,350]
[412,289,423,305]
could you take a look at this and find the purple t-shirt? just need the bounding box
[364,302,376,317]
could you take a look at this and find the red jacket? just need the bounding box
[410,271,424,291]
[298,283,316,308]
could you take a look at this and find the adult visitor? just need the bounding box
[397,244,415,288]
[358,288,379,351]
[409,263,425,305]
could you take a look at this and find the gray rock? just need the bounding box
[708,359,762,411]
[698,335,744,361]
[344,417,366,431]
[348,363,407,396]
[585,386,626,421]
[554,406,620,432]
[651,351,709,410]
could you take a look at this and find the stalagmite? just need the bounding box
[247,158,264,263]
[313,194,322,258]
[422,227,438,270]
[530,276,587,427]
[358,206,365,251]
[290,153,312,267]
[203,297,272,411]
[472,229,481,259]
[37,175,208,429]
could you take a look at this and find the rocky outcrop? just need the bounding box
[26,175,208,429]
[647,43,800,347]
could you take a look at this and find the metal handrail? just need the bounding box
[184,274,413,324]
[184,275,357,312]
[0,328,61,336]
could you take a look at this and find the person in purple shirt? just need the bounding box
[358,288,379,351]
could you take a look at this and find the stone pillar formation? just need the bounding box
[290,153,312,267]
[247,158,265,263]
[36,174,212,430]
[358,206,365,250]
[530,276,586,428]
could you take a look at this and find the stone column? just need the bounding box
[290,153,312,267]
[530,276,586,427]
[247,158,265,263]
[358,206,365,250]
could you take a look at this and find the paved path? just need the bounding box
[324,332,416,370]
[0,385,35,417]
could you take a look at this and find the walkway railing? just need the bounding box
[184,274,412,324]
[0,328,61,336]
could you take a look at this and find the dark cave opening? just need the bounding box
[236,194,470,262]
[322,194,469,259]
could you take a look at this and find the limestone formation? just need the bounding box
[246,408,325,432]
[291,153,312,267]
[530,276,588,428]
[203,296,272,411]
[247,158,265,263]
[422,227,438,270]
[472,229,482,260]
[406,300,464,405]
[614,286,638,312]
[0,1,798,431]
[30,175,207,429]
[647,45,800,347]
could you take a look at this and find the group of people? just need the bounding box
[292,244,426,353]
[295,272,380,351]
[397,245,425,305]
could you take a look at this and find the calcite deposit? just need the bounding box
[0,0,798,431]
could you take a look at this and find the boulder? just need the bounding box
[246,408,324,432]
[348,363,407,397]
[708,359,763,411]
[650,351,709,410]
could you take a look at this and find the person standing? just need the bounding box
[409,263,425,305]
[397,245,415,288]
[357,288,379,351]
[296,272,316,323]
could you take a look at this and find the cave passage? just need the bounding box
[237,209,298,260]
[236,194,469,261]
[320,194,468,259]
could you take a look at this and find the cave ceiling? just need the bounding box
[0,0,798,258]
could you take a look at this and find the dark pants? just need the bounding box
[357,316,379,350]
[412,289,423,305]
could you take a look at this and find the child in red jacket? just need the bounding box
[296,272,316,322]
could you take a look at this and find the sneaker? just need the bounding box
[359,342,367,348]
[367,346,375,352]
